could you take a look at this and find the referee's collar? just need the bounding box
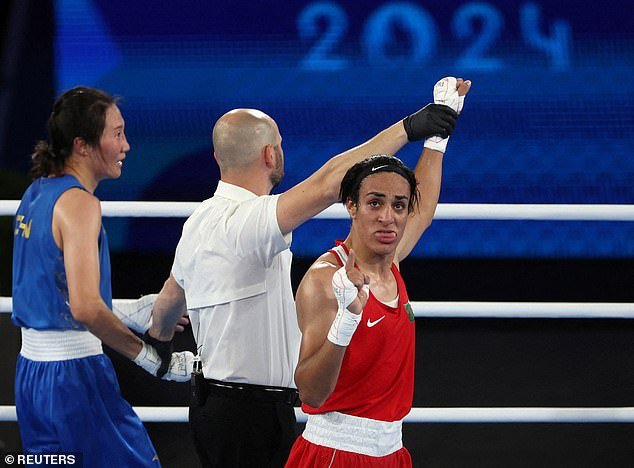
[214,180,259,201]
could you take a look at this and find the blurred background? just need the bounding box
[0,0,632,466]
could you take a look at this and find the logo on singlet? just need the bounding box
[366,316,385,328]
[405,302,415,321]
[14,214,32,238]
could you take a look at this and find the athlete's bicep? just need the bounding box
[55,190,104,318]
[295,264,339,362]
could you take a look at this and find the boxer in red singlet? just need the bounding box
[286,74,471,468]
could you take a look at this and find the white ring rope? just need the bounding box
[2,405,634,423]
[1,200,634,220]
[1,297,633,318]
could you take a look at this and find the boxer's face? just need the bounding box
[347,171,411,257]
[89,104,130,181]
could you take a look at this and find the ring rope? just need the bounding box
[1,200,634,220]
[2,405,634,423]
[1,297,632,318]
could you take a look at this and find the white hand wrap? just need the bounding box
[327,266,363,347]
[424,76,465,153]
[112,294,157,333]
[133,342,194,382]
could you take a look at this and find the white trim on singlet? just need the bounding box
[329,245,348,266]
[303,411,403,457]
[20,328,103,361]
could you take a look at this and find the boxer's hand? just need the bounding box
[341,250,370,315]
[328,250,369,347]
[141,332,173,378]
[133,343,194,382]
[424,77,472,153]
[161,351,194,382]
[432,76,471,114]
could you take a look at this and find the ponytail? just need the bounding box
[30,141,63,179]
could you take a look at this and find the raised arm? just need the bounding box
[396,78,472,262]
[294,252,369,407]
[395,147,444,262]
[276,104,458,235]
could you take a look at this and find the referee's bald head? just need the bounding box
[212,109,279,171]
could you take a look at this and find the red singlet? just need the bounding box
[302,242,416,422]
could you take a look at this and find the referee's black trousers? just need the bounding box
[189,384,298,468]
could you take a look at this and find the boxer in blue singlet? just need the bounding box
[12,87,192,466]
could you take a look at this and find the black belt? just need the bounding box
[204,378,299,406]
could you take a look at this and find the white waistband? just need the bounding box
[303,411,403,457]
[20,328,103,361]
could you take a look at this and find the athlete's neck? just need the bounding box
[62,163,98,194]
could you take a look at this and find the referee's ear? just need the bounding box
[262,143,276,170]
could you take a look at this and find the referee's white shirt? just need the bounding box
[171,181,300,388]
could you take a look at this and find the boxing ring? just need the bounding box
[1,200,633,424]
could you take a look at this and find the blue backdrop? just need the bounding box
[54,0,634,257]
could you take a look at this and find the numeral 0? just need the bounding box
[361,2,436,66]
